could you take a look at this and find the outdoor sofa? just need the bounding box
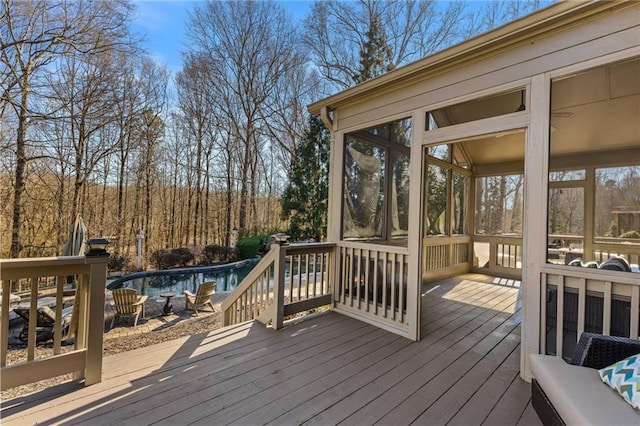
[530,332,640,425]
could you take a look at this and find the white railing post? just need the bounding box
[272,243,286,330]
[84,256,107,385]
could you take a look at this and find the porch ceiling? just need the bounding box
[548,58,640,159]
[461,133,525,167]
[446,58,640,167]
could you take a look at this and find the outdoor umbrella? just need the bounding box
[62,215,87,256]
[61,215,87,340]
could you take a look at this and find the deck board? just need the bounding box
[1,274,541,426]
[70,316,370,425]
[483,372,536,426]
[447,342,521,425]
[302,286,519,425]
[341,309,520,425]
[269,289,519,425]
[411,330,521,425]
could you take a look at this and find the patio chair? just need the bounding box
[13,305,74,343]
[0,289,21,307]
[598,256,631,272]
[110,288,148,329]
[184,281,216,315]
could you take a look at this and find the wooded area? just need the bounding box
[0,0,547,263]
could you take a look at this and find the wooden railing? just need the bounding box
[542,264,640,360]
[423,236,470,280]
[548,234,640,266]
[222,243,335,328]
[336,242,409,335]
[472,235,522,279]
[592,240,640,265]
[1,256,108,391]
[222,247,278,326]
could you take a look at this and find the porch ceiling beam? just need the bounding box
[550,146,640,170]
[474,160,524,176]
[422,112,528,146]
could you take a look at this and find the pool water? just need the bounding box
[106,260,259,298]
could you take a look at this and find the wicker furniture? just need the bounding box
[531,332,640,425]
[184,281,216,315]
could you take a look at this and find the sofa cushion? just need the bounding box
[530,354,639,425]
[599,354,640,410]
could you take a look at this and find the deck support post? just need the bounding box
[272,243,286,329]
[521,75,549,381]
[407,109,426,341]
[84,256,107,385]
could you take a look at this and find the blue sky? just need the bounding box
[132,1,313,73]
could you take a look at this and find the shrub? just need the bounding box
[236,235,268,260]
[172,247,195,267]
[200,244,236,264]
[150,249,172,269]
[150,247,195,269]
[108,253,130,272]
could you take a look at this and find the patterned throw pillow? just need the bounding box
[599,354,640,410]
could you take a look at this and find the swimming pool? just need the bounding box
[106,259,259,298]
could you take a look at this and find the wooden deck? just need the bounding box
[1,274,541,425]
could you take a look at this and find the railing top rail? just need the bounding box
[592,241,640,250]
[548,234,585,240]
[221,248,278,312]
[543,264,640,285]
[0,256,108,281]
[423,235,471,245]
[0,256,86,268]
[337,240,409,255]
[473,235,523,243]
[547,234,640,243]
[284,242,336,255]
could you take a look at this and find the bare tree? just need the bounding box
[303,0,550,94]
[133,60,168,255]
[302,0,468,91]
[0,0,134,257]
[110,53,158,253]
[176,53,216,246]
[472,0,549,35]
[185,0,307,233]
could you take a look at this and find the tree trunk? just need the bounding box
[10,82,29,258]
[225,152,233,247]
[239,142,250,231]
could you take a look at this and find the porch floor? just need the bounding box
[1,273,540,425]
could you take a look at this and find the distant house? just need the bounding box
[309,1,640,380]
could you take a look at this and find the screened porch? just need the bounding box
[334,56,640,361]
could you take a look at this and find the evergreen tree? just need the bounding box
[281,115,330,241]
[355,12,395,84]
[282,8,392,242]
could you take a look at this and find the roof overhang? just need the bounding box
[308,1,631,117]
